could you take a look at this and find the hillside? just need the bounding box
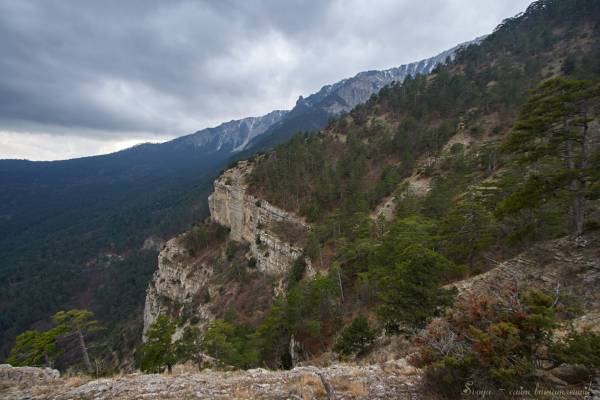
[241,38,482,152]
[137,0,600,396]
[0,35,471,362]
[2,1,600,397]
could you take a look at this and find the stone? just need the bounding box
[208,160,312,276]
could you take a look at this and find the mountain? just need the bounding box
[0,110,291,362]
[242,37,483,152]
[177,110,289,153]
[2,0,600,389]
[140,0,600,389]
[0,34,487,364]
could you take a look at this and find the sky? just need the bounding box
[0,0,533,161]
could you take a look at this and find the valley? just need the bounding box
[2,0,600,398]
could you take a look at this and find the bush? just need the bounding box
[375,244,461,333]
[415,287,594,395]
[225,241,238,260]
[181,222,228,256]
[333,315,376,358]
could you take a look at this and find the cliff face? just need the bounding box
[143,236,216,336]
[208,160,311,276]
[144,160,310,337]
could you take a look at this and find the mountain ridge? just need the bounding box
[0,31,492,366]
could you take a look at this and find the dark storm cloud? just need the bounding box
[0,0,532,159]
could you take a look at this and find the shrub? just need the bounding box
[375,244,461,333]
[333,315,376,358]
[225,241,238,260]
[414,287,593,395]
[181,222,228,256]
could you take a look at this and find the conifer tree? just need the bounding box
[138,316,177,373]
[499,78,600,235]
[51,309,101,374]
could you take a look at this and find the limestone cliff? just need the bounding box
[143,235,216,336]
[144,160,311,337]
[208,160,311,276]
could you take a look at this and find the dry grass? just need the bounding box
[330,375,369,398]
[232,383,257,399]
[171,363,200,375]
[31,384,62,396]
[65,375,93,388]
[291,373,327,400]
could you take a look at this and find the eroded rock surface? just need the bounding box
[208,160,311,276]
[0,361,420,400]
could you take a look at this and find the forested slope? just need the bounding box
[185,0,600,389]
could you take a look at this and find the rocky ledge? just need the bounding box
[208,160,312,276]
[0,361,420,400]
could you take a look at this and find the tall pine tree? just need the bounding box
[499,78,600,235]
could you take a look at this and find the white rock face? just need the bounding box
[208,160,311,276]
[144,160,311,339]
[143,236,215,337]
[0,364,60,385]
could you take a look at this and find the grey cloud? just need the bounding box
[0,0,532,157]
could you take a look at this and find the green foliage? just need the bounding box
[551,331,600,370]
[333,315,376,358]
[182,222,228,257]
[137,316,177,373]
[7,309,101,372]
[374,245,461,333]
[51,309,101,335]
[438,201,495,265]
[497,78,600,236]
[287,257,307,288]
[416,288,586,395]
[175,326,202,367]
[6,328,62,368]
[252,271,341,368]
[201,319,258,369]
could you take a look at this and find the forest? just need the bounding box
[5,0,600,396]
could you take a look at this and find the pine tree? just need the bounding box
[137,316,177,373]
[51,309,101,374]
[333,315,376,358]
[375,244,461,333]
[499,78,600,235]
[6,328,62,368]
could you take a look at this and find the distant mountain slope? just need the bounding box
[243,38,483,152]
[177,109,288,153]
[0,39,478,362]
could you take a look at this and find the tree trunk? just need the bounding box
[317,372,336,400]
[77,328,93,374]
[574,192,585,236]
[289,334,298,368]
[337,268,344,304]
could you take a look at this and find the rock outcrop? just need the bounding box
[0,361,421,400]
[0,364,60,386]
[143,236,217,337]
[450,231,600,327]
[143,160,311,339]
[208,160,311,276]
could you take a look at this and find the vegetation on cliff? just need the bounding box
[177,0,600,392]
[5,1,600,391]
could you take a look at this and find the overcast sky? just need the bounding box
[0,0,532,161]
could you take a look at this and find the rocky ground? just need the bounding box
[0,360,421,399]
